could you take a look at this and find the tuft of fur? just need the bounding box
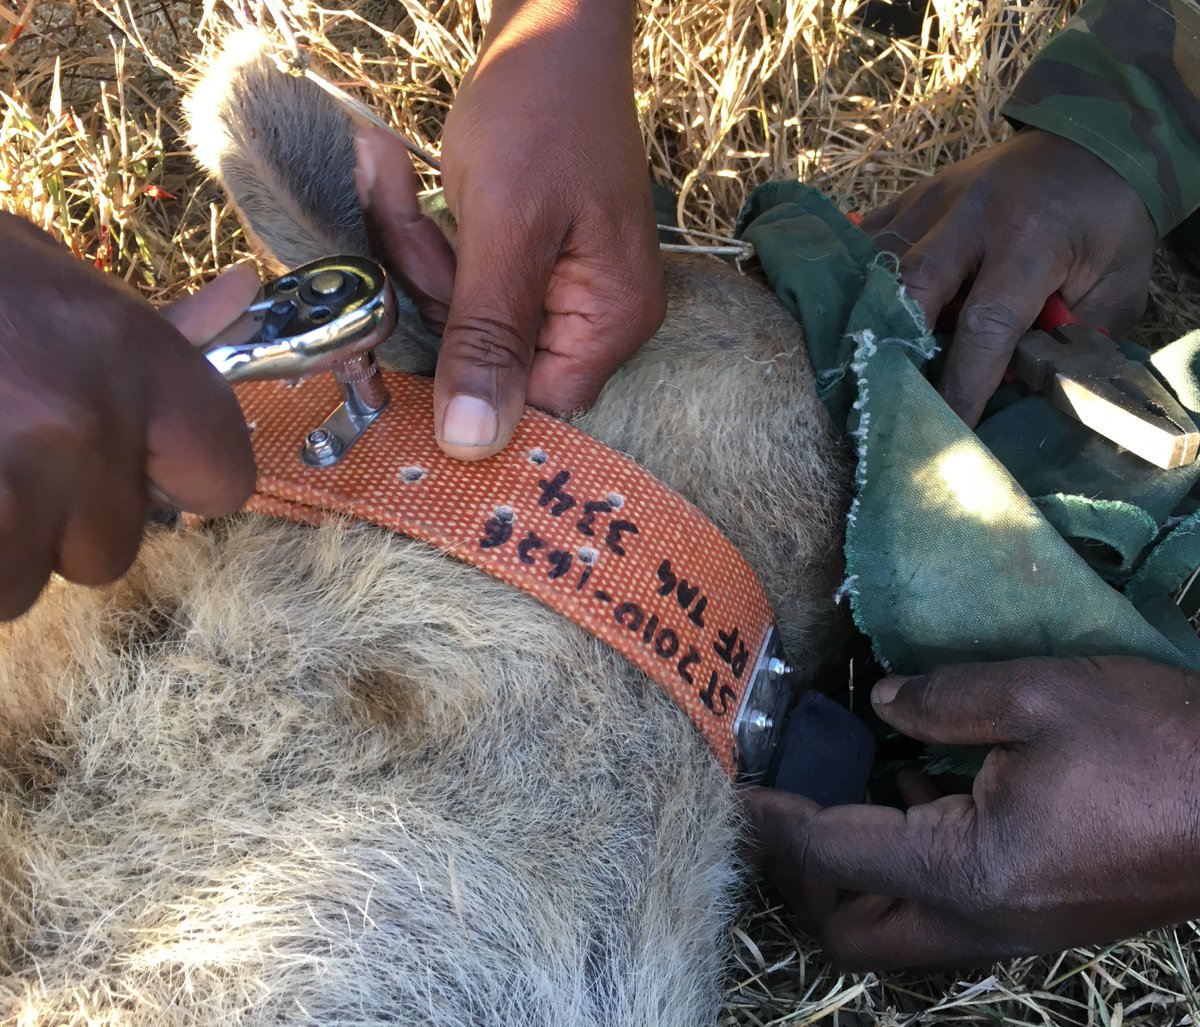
[0,30,851,1026]
[185,31,369,273]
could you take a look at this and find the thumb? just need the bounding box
[142,266,259,515]
[871,662,1042,746]
[144,330,256,517]
[433,203,552,461]
[160,262,262,346]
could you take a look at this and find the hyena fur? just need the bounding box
[0,30,850,1027]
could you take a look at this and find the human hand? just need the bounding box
[744,656,1200,971]
[0,212,257,619]
[427,0,666,460]
[861,130,1157,427]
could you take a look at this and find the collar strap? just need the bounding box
[232,371,791,778]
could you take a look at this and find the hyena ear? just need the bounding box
[354,126,456,337]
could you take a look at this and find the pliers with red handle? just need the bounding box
[1011,295,1199,470]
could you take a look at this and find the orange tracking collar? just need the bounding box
[233,370,794,778]
[202,256,795,779]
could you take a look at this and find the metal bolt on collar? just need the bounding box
[303,427,341,466]
[746,710,774,732]
[766,657,793,678]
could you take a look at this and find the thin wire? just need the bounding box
[659,242,754,257]
[300,65,442,171]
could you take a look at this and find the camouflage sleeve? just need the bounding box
[1000,0,1200,236]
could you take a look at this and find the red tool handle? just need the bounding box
[1037,292,1081,332]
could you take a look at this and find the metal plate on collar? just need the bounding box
[300,380,389,467]
[732,625,794,781]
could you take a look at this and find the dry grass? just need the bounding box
[3,0,1200,1023]
[726,895,1200,1025]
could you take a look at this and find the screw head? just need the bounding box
[767,657,793,678]
[308,270,346,297]
[302,427,341,466]
[747,710,774,732]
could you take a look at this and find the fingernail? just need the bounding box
[441,395,499,448]
[354,134,377,206]
[873,676,911,706]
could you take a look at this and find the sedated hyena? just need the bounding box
[0,30,850,1027]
